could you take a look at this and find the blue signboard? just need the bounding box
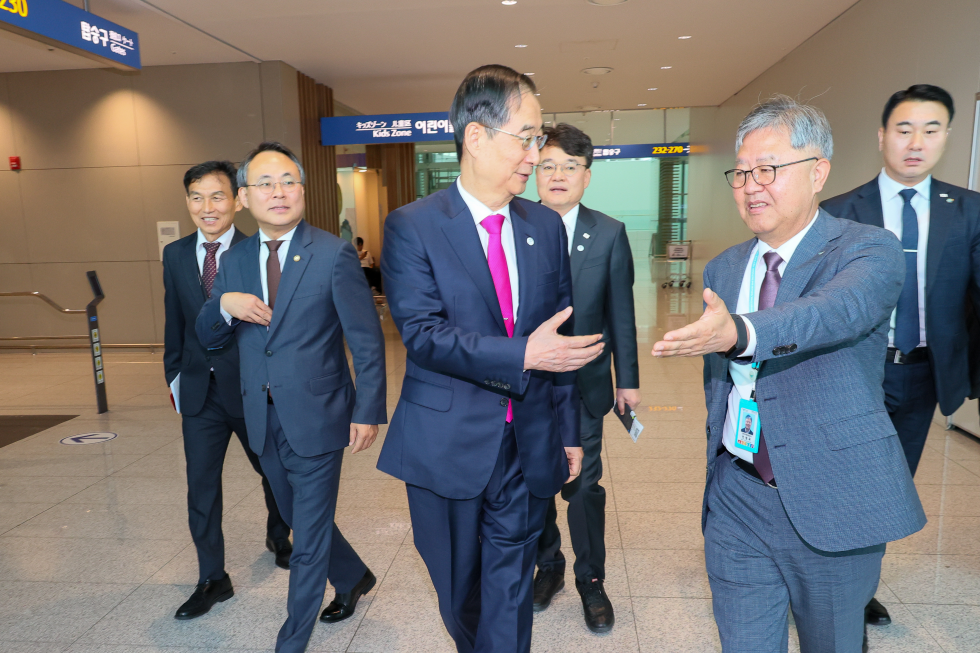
[0,0,140,70]
[593,143,689,159]
[322,112,453,146]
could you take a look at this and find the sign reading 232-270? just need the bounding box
[0,0,140,70]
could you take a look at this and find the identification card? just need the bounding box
[734,398,760,453]
[616,406,645,443]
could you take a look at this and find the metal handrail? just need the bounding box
[0,291,86,314]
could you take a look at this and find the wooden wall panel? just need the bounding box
[297,72,339,234]
[366,143,417,214]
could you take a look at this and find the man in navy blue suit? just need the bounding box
[379,65,604,653]
[163,161,290,621]
[196,143,386,653]
[823,84,980,626]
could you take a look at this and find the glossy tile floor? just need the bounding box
[2,257,979,652]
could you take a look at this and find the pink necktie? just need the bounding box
[481,214,514,423]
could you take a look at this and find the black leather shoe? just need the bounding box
[576,578,614,634]
[532,567,565,612]
[174,575,234,620]
[266,537,292,570]
[319,569,376,623]
[865,597,891,626]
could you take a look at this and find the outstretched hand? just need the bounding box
[652,289,738,358]
[524,307,604,372]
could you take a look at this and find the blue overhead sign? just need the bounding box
[321,112,454,146]
[593,143,689,159]
[0,0,140,70]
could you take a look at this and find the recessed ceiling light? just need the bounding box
[638,103,647,107]
[534,93,541,96]
[515,44,527,48]
[587,0,629,5]
[661,66,672,70]
[647,87,658,91]
[678,35,692,39]
[582,67,613,75]
[502,0,517,5]
[524,72,535,76]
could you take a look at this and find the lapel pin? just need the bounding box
[527,237,534,246]
[947,198,955,203]
[940,193,948,198]
[577,245,585,252]
[293,255,301,261]
[583,233,591,239]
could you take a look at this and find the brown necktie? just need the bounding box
[202,242,220,298]
[266,240,283,309]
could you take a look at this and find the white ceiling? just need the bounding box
[1,0,861,114]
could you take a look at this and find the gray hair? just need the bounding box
[449,64,537,160]
[735,94,833,160]
[237,141,306,189]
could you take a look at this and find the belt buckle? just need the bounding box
[893,349,904,365]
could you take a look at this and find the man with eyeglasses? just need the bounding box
[529,123,639,635]
[196,142,386,653]
[380,65,603,653]
[652,95,924,653]
[822,84,980,628]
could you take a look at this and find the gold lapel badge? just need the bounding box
[293,255,301,261]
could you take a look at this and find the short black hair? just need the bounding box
[449,65,537,160]
[542,123,594,168]
[355,237,364,246]
[882,84,955,127]
[237,141,306,189]
[183,160,238,195]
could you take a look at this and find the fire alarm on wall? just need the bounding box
[9,156,20,170]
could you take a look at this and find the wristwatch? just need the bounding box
[723,314,748,360]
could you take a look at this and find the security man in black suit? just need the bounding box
[163,160,291,620]
[531,123,640,633]
[822,84,980,627]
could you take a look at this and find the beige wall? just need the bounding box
[688,0,980,273]
[0,61,302,344]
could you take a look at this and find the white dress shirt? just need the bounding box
[195,227,235,275]
[220,223,299,324]
[878,169,930,348]
[723,212,818,463]
[560,204,580,256]
[457,178,521,320]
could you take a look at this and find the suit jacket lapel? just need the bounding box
[717,240,753,311]
[856,180,885,228]
[239,233,264,303]
[267,220,313,340]
[440,185,508,335]
[511,201,538,337]
[926,179,955,296]
[776,210,838,304]
[570,205,598,284]
[181,235,206,304]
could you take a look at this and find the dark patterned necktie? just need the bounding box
[753,251,783,484]
[202,242,220,298]
[894,188,920,354]
[266,240,283,309]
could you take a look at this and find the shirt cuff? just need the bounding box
[739,314,757,358]
[220,306,234,325]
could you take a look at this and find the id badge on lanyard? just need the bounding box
[734,247,764,453]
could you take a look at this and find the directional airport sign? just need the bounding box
[60,432,118,445]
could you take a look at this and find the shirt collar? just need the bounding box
[196,226,235,251]
[878,168,932,201]
[259,223,299,244]
[757,210,818,263]
[457,177,511,227]
[561,203,580,229]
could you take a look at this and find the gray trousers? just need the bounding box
[704,453,883,653]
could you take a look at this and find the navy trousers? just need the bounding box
[406,423,549,653]
[258,404,367,653]
[537,402,606,582]
[883,358,937,476]
[705,453,884,653]
[182,377,288,583]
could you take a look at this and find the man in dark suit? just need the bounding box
[196,143,387,653]
[822,84,980,627]
[379,65,604,653]
[530,123,639,634]
[163,161,290,621]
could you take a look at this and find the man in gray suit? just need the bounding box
[530,123,639,634]
[197,142,386,653]
[653,96,925,652]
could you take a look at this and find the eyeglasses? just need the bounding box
[537,162,585,177]
[485,125,548,151]
[724,157,818,189]
[246,179,303,195]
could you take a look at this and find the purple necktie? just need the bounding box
[202,242,220,298]
[753,251,783,484]
[481,214,514,423]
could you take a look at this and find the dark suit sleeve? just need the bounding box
[747,228,904,362]
[967,202,980,399]
[195,256,239,350]
[553,216,580,449]
[333,241,388,425]
[702,263,714,411]
[162,246,183,385]
[605,222,639,389]
[381,211,529,391]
